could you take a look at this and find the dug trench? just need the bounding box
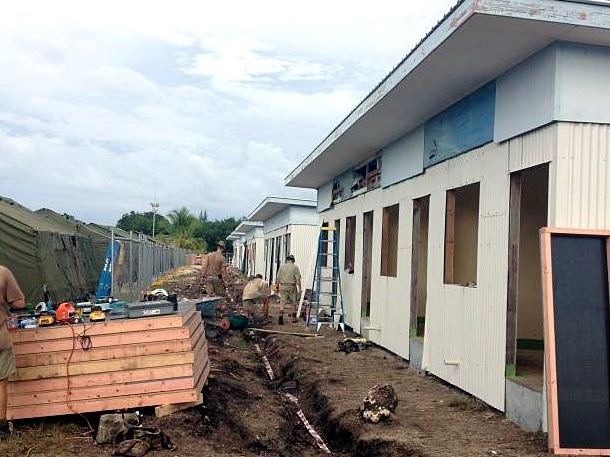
[0,325,549,457]
[159,327,549,457]
[163,331,423,457]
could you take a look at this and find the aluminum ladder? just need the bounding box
[306,225,345,332]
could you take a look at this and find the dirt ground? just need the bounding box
[0,267,552,457]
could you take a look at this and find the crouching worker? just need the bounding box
[275,254,301,325]
[242,274,266,323]
[0,265,25,440]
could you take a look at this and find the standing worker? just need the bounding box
[0,265,25,440]
[275,254,301,325]
[201,241,228,297]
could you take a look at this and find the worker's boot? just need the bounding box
[278,314,284,325]
[290,313,298,323]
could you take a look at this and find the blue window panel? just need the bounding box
[424,81,496,168]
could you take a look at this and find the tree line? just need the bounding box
[116,207,241,252]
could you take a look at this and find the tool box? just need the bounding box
[126,300,176,319]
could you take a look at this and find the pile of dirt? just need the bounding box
[149,266,206,299]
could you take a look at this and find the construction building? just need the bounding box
[234,197,319,290]
[228,220,265,276]
[285,0,610,432]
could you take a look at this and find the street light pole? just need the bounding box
[151,202,159,240]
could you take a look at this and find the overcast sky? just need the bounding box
[0,0,455,224]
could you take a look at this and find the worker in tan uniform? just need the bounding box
[275,254,301,325]
[242,274,266,321]
[201,241,228,297]
[0,265,25,439]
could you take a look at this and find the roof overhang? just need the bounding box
[285,0,610,189]
[226,232,245,241]
[235,220,264,233]
[247,196,317,221]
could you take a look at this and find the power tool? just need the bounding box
[338,337,369,353]
[56,302,78,324]
[37,311,55,327]
[89,305,106,322]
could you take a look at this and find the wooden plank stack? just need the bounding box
[7,303,208,420]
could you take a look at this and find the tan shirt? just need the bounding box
[0,265,25,320]
[205,251,227,277]
[0,266,25,352]
[242,278,265,300]
[276,263,301,286]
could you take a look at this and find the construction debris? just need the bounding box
[338,337,368,353]
[360,384,398,423]
[247,328,322,337]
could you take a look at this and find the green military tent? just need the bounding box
[0,197,107,304]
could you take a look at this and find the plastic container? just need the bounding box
[6,316,18,332]
[19,317,38,329]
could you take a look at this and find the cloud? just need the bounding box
[0,0,456,224]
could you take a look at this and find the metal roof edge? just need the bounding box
[284,0,471,187]
[284,0,610,188]
[247,196,317,221]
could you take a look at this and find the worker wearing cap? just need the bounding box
[0,265,25,440]
[201,241,228,297]
[275,254,301,325]
[242,274,267,321]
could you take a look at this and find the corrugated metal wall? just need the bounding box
[263,224,318,291]
[553,123,610,228]
[288,224,318,292]
[319,123,558,411]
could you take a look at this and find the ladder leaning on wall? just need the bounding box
[306,224,345,333]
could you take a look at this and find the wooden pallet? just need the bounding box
[7,303,209,420]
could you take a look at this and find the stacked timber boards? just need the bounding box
[7,303,208,420]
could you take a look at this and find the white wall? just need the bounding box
[319,123,559,411]
[553,122,610,229]
[289,206,319,226]
[495,45,556,142]
[264,224,317,291]
[264,206,317,233]
[381,126,425,188]
[317,181,333,212]
[264,209,291,234]
[495,42,610,142]
[555,43,610,124]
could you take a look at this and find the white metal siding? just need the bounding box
[319,123,559,411]
[553,122,610,228]
[264,224,318,291]
[286,224,318,293]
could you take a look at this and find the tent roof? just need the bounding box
[0,197,73,234]
[35,208,106,239]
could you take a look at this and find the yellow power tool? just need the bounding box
[89,305,106,322]
[38,311,55,327]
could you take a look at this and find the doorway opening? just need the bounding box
[410,196,430,339]
[506,164,549,391]
[361,211,374,319]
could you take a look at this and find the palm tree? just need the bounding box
[166,207,196,237]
